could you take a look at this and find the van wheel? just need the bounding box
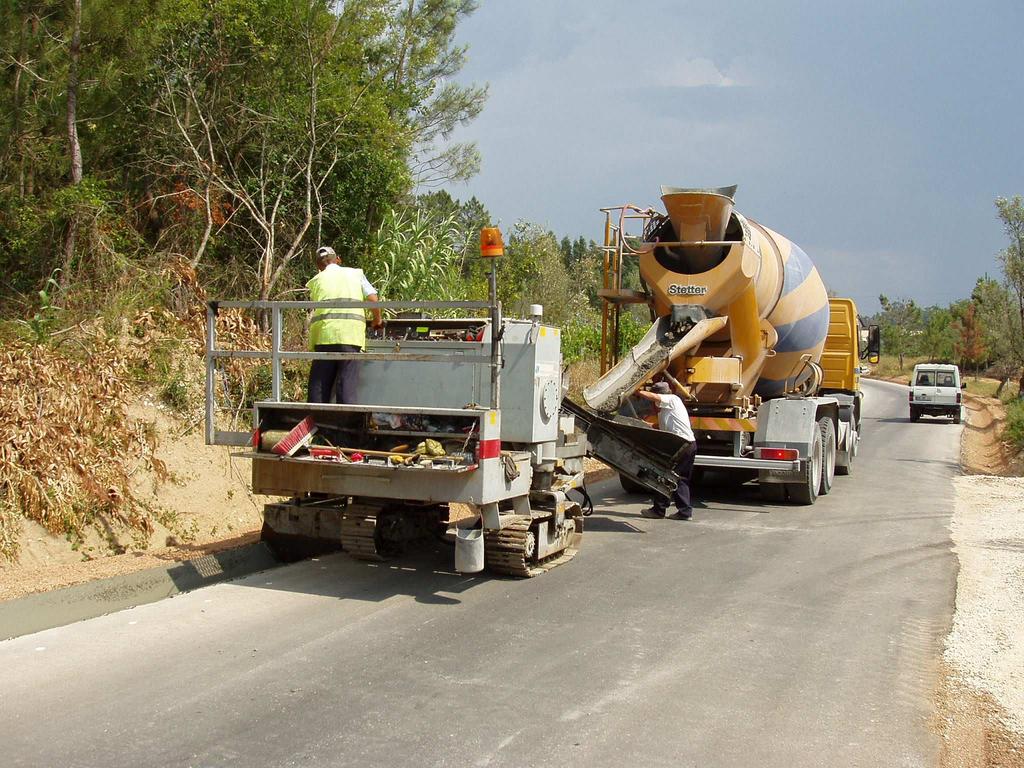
[786,430,822,505]
[953,412,962,425]
[910,408,920,422]
[818,418,836,495]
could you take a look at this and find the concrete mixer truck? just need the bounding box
[570,185,880,504]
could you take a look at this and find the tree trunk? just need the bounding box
[12,14,28,197]
[190,180,214,269]
[60,0,83,297]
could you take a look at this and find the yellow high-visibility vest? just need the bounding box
[307,267,368,350]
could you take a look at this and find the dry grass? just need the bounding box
[0,259,270,563]
[0,500,19,561]
[566,358,600,400]
[0,330,169,560]
[869,354,928,380]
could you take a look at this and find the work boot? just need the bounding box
[641,507,665,519]
[668,510,692,521]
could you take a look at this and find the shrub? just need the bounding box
[1006,399,1024,453]
[159,374,192,413]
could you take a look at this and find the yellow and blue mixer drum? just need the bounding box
[639,186,830,399]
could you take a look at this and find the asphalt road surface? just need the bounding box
[0,379,962,768]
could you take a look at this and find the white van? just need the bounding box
[909,363,964,424]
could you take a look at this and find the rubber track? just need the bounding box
[341,504,386,562]
[484,516,583,578]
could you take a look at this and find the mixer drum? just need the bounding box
[641,186,830,400]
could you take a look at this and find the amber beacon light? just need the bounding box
[479,227,504,258]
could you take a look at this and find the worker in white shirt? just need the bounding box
[306,246,383,403]
[635,380,697,520]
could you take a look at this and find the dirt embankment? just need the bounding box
[0,402,266,602]
[960,393,1024,477]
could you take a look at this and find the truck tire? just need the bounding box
[836,423,855,476]
[910,407,920,422]
[786,430,822,505]
[619,473,649,495]
[818,418,836,495]
[953,410,962,425]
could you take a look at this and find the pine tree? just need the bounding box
[953,303,986,378]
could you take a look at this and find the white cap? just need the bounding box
[529,304,543,318]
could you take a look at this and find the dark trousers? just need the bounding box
[307,343,360,404]
[652,442,696,514]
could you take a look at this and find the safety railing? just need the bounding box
[205,299,500,446]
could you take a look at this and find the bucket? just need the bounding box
[454,527,485,573]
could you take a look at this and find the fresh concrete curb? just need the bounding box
[0,542,280,641]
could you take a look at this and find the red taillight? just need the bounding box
[956,392,962,404]
[756,447,799,461]
[909,390,913,402]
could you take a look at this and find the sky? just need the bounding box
[444,0,1024,313]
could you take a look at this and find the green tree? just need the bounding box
[0,0,488,313]
[146,0,410,300]
[414,190,490,256]
[379,0,487,186]
[878,294,922,371]
[919,306,955,362]
[995,196,1024,397]
[972,276,1016,391]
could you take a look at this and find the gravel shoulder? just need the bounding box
[945,474,1024,734]
[940,393,1024,767]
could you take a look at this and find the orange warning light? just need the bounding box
[479,227,504,258]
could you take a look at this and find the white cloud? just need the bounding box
[655,57,740,89]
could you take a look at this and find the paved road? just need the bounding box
[0,380,962,768]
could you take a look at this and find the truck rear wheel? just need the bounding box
[786,429,822,505]
[818,418,836,495]
[910,407,920,422]
[836,423,855,476]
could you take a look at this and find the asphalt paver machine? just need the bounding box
[205,229,684,576]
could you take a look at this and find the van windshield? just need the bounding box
[916,371,935,386]
[937,372,955,387]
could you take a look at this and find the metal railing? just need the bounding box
[205,299,501,446]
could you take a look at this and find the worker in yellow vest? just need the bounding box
[307,246,383,403]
